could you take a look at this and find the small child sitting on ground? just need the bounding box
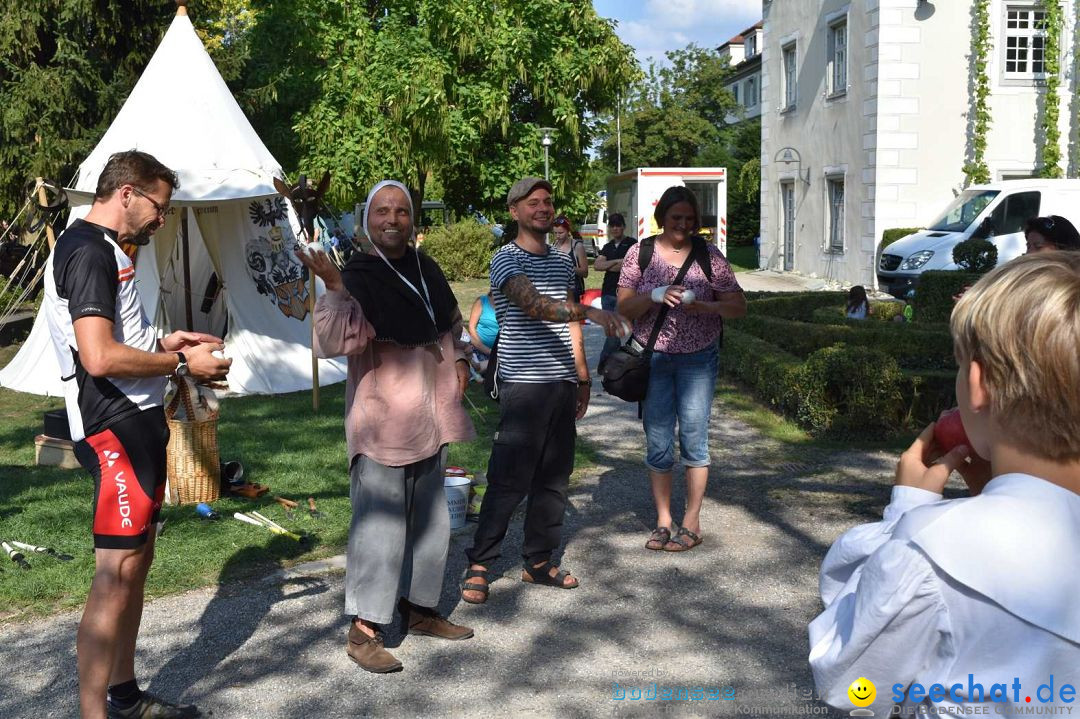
[809,252,1080,714]
[845,285,871,320]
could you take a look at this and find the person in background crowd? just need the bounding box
[1024,215,1080,253]
[845,285,871,320]
[467,290,499,374]
[593,212,636,371]
[551,215,588,301]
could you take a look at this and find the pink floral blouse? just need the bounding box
[617,242,743,354]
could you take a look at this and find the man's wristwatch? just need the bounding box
[174,352,190,378]
[578,377,592,386]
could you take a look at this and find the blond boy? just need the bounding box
[809,252,1080,715]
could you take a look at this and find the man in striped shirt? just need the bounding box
[462,177,627,603]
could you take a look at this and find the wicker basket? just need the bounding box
[165,379,220,505]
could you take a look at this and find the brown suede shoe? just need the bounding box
[397,598,474,640]
[346,623,403,673]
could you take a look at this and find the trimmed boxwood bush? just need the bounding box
[810,301,906,325]
[733,315,955,370]
[747,292,846,320]
[952,237,997,273]
[798,344,906,437]
[420,220,496,280]
[912,270,982,324]
[722,295,961,437]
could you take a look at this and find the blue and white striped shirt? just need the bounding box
[490,243,576,383]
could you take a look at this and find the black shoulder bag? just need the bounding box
[600,244,697,403]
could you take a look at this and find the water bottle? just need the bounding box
[196,502,221,520]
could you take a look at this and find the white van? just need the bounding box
[578,192,607,258]
[877,179,1080,298]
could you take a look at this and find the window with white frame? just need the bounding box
[826,176,845,252]
[746,77,758,107]
[732,83,740,104]
[828,19,848,97]
[746,33,758,58]
[1004,6,1048,79]
[782,43,797,110]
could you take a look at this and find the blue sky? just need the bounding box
[592,0,762,67]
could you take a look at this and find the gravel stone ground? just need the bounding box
[0,319,899,719]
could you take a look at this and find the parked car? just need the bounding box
[877,179,1080,298]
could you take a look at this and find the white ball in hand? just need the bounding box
[681,289,696,306]
[212,350,226,360]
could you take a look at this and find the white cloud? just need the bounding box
[611,0,761,66]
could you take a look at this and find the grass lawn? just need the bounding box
[0,336,594,621]
[725,244,757,273]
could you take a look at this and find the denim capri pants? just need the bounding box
[641,346,719,472]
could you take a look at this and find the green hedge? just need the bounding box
[733,315,955,370]
[745,292,847,320]
[912,270,983,324]
[723,328,956,437]
[420,220,496,281]
[810,301,905,325]
[882,227,921,250]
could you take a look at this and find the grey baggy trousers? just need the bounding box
[345,446,449,624]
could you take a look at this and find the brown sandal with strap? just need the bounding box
[663,527,703,552]
[645,527,671,551]
[460,568,490,604]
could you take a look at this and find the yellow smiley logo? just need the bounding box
[848,677,876,707]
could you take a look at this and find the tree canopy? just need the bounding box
[0,1,246,221]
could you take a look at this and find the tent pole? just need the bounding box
[181,208,193,330]
[310,272,319,412]
[35,178,57,251]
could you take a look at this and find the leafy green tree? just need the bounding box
[241,0,637,222]
[597,44,760,245]
[0,0,253,222]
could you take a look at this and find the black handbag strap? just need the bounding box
[643,249,697,352]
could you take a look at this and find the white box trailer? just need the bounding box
[606,168,728,255]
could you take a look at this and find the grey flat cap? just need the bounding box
[507,176,553,207]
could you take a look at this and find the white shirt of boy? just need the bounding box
[809,473,1080,716]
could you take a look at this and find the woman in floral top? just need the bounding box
[616,186,747,552]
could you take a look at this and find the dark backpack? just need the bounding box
[636,235,722,347]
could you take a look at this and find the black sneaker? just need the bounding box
[106,692,201,718]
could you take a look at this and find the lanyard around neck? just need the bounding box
[369,243,436,325]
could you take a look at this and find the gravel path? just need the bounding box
[0,324,898,719]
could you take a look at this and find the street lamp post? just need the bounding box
[539,127,556,181]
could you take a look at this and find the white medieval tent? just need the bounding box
[0,5,346,397]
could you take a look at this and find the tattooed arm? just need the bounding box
[502,274,588,322]
[502,274,629,336]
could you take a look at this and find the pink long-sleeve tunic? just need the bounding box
[313,290,475,467]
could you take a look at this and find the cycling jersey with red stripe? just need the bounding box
[42,218,167,441]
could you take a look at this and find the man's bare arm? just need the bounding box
[502,274,587,322]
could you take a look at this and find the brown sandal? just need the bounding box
[663,527,702,552]
[460,568,490,604]
[645,527,671,551]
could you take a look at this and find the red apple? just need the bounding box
[933,408,970,453]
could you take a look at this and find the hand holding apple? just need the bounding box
[933,407,970,453]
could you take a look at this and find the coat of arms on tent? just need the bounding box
[245,198,310,320]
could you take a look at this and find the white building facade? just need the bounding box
[720,22,764,124]
[759,0,1078,287]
